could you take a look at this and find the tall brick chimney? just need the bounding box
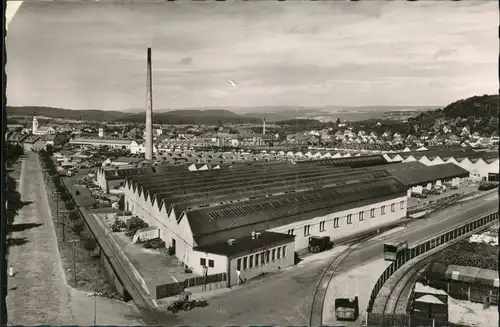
[145,47,153,161]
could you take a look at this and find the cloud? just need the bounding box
[6,1,497,110]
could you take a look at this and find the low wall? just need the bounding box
[186,280,226,293]
[90,211,151,298]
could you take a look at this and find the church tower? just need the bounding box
[32,116,39,134]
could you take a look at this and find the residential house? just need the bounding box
[7,132,28,145]
[381,131,393,139]
[442,125,452,134]
[405,134,418,144]
[460,126,471,138]
[23,135,45,152]
[470,132,481,140]
[446,134,461,145]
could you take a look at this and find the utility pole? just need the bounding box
[69,239,79,285]
[59,210,68,242]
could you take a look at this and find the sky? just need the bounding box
[6,1,498,111]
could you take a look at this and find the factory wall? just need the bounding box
[269,195,408,251]
[228,241,295,286]
[190,251,228,276]
[124,180,196,267]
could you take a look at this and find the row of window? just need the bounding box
[200,258,215,268]
[285,201,405,237]
[236,246,288,271]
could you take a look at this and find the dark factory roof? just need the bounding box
[194,231,294,257]
[126,160,394,216]
[296,154,388,168]
[363,161,469,187]
[185,176,408,246]
[389,163,469,187]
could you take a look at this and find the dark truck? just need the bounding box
[335,296,360,321]
[308,236,333,253]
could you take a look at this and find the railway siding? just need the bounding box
[370,213,499,316]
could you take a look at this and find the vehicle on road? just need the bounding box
[335,296,359,321]
[478,182,498,191]
[411,192,428,199]
[167,292,208,313]
[383,240,409,261]
[308,236,333,253]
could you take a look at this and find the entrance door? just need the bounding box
[172,238,176,254]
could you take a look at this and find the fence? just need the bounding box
[155,272,227,300]
[367,312,471,327]
[367,210,499,315]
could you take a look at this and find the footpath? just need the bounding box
[6,154,143,325]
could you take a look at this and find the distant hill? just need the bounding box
[6,106,257,125]
[5,103,443,125]
[440,94,498,118]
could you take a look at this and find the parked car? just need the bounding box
[411,192,428,199]
[478,182,498,191]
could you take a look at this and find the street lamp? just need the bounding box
[68,239,80,285]
[87,291,103,326]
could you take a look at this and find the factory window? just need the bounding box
[334,217,340,228]
[370,208,376,218]
[277,248,281,259]
[200,258,206,266]
[272,249,276,261]
[266,250,271,263]
[347,214,352,224]
[319,221,326,232]
[287,229,295,235]
[359,211,364,221]
[243,257,248,270]
[400,201,405,209]
[249,256,253,269]
[255,253,260,266]
[237,258,242,271]
[304,225,311,236]
[208,259,214,268]
[381,205,386,215]
[282,246,287,258]
[391,203,396,212]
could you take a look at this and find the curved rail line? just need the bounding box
[308,236,371,327]
[378,218,498,319]
[380,258,431,316]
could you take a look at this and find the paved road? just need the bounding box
[6,153,75,324]
[153,192,498,326]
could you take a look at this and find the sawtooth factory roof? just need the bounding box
[385,149,498,163]
[125,156,472,246]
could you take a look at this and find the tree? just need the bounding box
[73,221,85,236]
[83,237,97,257]
[336,117,341,126]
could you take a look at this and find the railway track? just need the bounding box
[372,218,498,325]
[308,235,372,327]
[380,258,431,316]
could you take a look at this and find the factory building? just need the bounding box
[383,150,498,182]
[123,156,411,282]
